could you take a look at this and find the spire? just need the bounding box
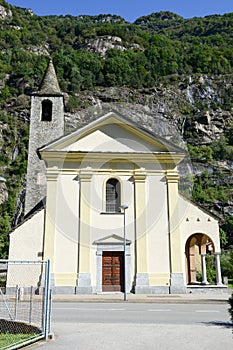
[37,59,62,96]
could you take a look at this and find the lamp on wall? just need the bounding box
[119,204,128,301]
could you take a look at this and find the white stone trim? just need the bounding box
[95,243,131,294]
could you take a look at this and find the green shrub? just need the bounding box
[206,255,216,284]
[228,293,233,323]
[220,249,233,279]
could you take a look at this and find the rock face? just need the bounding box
[185,109,232,144]
[80,35,143,57]
[26,45,50,56]
[1,72,233,222]
[62,75,233,217]
[0,5,12,20]
[0,183,8,205]
[65,74,233,145]
[84,36,126,57]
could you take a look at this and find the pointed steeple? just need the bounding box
[37,59,62,96]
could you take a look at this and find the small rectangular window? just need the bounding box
[41,100,52,121]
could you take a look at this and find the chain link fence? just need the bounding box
[0,260,51,350]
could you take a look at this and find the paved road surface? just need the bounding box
[31,302,232,350]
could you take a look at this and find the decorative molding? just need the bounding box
[79,168,93,181]
[46,169,59,181]
[166,170,179,183]
[134,168,147,182]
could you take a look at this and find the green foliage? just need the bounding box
[225,124,233,145]
[206,254,216,284]
[228,293,233,323]
[192,170,229,205]
[210,136,233,161]
[0,7,232,95]
[219,228,228,248]
[0,212,10,259]
[66,95,81,112]
[222,216,233,246]
[0,333,37,348]
[0,111,29,258]
[196,270,202,283]
[188,144,213,162]
[191,168,233,248]
[220,249,233,280]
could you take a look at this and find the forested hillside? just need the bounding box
[0,0,233,259]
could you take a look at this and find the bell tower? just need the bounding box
[25,60,64,214]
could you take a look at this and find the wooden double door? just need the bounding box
[102,251,124,292]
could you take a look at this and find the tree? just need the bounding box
[222,215,233,246]
[220,249,233,280]
[211,136,233,161]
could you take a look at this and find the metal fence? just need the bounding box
[0,260,51,350]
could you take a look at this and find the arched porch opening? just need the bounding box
[185,233,217,285]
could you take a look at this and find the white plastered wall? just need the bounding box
[179,195,220,275]
[7,209,44,287]
[9,209,44,261]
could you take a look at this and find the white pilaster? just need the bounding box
[76,169,93,294]
[201,253,208,285]
[215,252,223,285]
[134,169,149,293]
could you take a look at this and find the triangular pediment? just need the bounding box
[39,111,186,155]
[93,234,131,245]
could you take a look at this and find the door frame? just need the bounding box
[94,238,131,293]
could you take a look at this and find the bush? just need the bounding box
[211,136,232,160]
[228,293,233,323]
[220,249,233,279]
[206,255,216,284]
[66,95,81,112]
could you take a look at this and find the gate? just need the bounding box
[0,259,51,349]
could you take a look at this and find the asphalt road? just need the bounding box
[51,302,230,324]
[31,302,233,350]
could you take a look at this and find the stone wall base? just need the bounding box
[170,273,186,294]
[75,273,93,294]
[187,285,228,294]
[52,286,76,294]
[135,286,170,294]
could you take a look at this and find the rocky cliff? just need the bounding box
[1,73,232,221]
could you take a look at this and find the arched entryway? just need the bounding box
[185,233,222,285]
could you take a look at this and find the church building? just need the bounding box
[8,61,226,294]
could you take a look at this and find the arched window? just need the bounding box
[41,100,52,121]
[106,178,121,213]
